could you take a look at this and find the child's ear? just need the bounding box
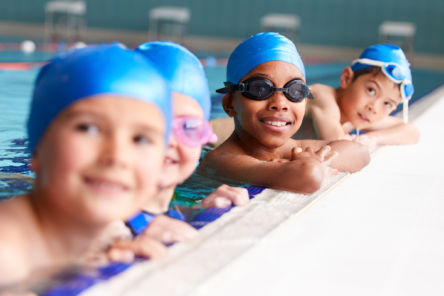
[30,152,40,172]
[340,66,354,89]
[222,94,236,117]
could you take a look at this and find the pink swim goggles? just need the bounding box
[172,116,218,147]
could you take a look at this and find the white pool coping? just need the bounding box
[84,85,444,296]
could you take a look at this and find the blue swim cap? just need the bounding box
[227,32,305,83]
[351,44,412,82]
[136,41,211,120]
[27,43,172,153]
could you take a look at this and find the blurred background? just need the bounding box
[0,0,443,68]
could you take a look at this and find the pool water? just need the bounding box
[1,54,444,199]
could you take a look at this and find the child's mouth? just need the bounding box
[164,157,179,166]
[263,120,290,127]
[260,117,292,130]
[357,113,370,122]
[84,176,130,195]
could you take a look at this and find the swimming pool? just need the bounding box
[1,51,444,199]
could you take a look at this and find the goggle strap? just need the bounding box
[216,82,237,94]
[403,98,409,123]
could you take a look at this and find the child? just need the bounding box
[308,44,420,148]
[199,32,370,194]
[0,44,173,286]
[137,41,250,213]
[107,41,250,260]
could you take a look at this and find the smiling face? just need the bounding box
[31,95,166,226]
[339,67,402,129]
[224,61,307,150]
[160,92,204,189]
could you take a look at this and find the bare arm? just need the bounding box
[360,116,420,147]
[309,84,349,140]
[199,149,325,194]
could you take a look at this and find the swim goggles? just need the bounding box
[172,116,218,147]
[216,77,313,103]
[351,58,414,101]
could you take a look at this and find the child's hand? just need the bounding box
[107,215,198,262]
[316,145,340,176]
[291,146,339,175]
[142,215,198,244]
[200,184,250,208]
[107,234,167,263]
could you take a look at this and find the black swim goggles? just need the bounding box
[216,77,313,102]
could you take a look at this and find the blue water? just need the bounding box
[1,54,444,199]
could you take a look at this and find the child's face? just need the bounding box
[160,92,204,188]
[31,95,166,224]
[340,69,402,129]
[230,61,307,149]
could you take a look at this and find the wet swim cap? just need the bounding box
[27,43,172,153]
[227,32,305,83]
[351,44,412,82]
[136,41,211,120]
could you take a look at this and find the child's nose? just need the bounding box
[366,101,377,114]
[168,134,179,148]
[99,134,131,167]
[267,91,288,111]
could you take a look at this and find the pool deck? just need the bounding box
[83,84,444,295]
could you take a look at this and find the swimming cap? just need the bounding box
[136,41,211,120]
[351,44,412,82]
[227,32,305,83]
[27,43,172,153]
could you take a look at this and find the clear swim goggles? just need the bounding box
[216,77,313,103]
[351,58,414,101]
[172,116,218,147]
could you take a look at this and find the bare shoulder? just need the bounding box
[310,84,336,101]
[308,84,339,112]
[0,196,36,246]
[0,196,36,285]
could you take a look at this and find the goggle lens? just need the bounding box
[285,80,310,102]
[246,79,274,99]
[173,116,217,147]
[402,82,415,100]
[219,77,313,103]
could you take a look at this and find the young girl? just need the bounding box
[199,32,370,193]
[138,41,250,214]
[107,42,250,259]
[0,44,172,286]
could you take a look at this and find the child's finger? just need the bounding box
[201,185,249,208]
[107,245,135,263]
[132,236,168,259]
[316,145,331,160]
[144,215,198,243]
[303,146,314,154]
[290,146,303,160]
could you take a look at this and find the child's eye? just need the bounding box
[384,101,393,109]
[367,87,376,96]
[75,123,99,134]
[133,134,151,145]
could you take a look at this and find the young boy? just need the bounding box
[308,44,420,148]
[199,32,370,194]
[0,44,172,286]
